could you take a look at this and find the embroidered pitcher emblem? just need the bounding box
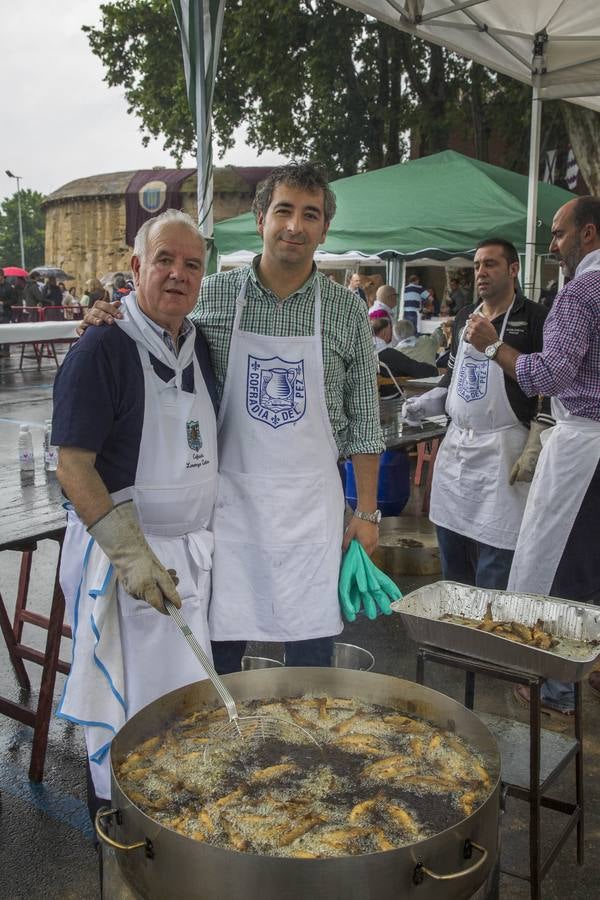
[246,355,306,428]
[456,356,489,402]
[186,420,202,450]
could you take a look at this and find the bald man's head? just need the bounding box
[376,284,398,309]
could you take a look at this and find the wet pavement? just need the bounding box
[0,346,599,899]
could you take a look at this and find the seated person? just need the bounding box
[373,318,438,394]
[393,319,446,368]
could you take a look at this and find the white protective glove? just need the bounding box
[402,387,448,426]
[509,421,551,485]
[88,501,182,614]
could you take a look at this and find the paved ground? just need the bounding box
[0,346,598,899]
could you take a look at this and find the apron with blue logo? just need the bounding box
[209,276,344,642]
[429,301,530,550]
[58,295,217,798]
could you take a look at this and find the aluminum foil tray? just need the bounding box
[392,581,600,682]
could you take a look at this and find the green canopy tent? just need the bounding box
[214,151,575,299]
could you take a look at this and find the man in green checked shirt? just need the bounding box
[83,162,384,674]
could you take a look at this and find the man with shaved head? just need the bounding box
[468,196,600,714]
[370,284,399,322]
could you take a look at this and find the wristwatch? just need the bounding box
[353,509,382,525]
[484,339,503,359]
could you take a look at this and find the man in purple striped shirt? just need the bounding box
[468,195,600,714]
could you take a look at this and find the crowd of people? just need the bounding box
[0,271,133,335]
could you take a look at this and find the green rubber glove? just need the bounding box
[355,543,401,614]
[350,549,378,619]
[338,541,362,622]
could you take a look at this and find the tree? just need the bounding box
[560,103,600,195]
[0,189,46,270]
[84,0,475,176]
[84,1,572,182]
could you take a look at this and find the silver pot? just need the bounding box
[98,669,501,900]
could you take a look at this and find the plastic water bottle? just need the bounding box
[18,425,35,484]
[43,419,59,472]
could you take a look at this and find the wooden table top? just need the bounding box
[0,464,66,551]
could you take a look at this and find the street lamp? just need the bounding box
[5,170,25,269]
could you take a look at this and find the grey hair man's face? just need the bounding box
[132,222,205,328]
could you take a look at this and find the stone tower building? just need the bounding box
[42,166,272,286]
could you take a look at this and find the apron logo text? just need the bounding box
[456,355,489,403]
[246,355,306,429]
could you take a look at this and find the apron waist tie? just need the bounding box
[185,529,214,591]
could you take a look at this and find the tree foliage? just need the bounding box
[85,0,574,181]
[560,102,600,195]
[0,190,46,270]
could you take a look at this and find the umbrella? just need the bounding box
[30,266,74,280]
[100,271,133,287]
[3,266,29,278]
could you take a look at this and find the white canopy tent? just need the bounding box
[218,250,386,272]
[218,249,473,271]
[336,1,600,293]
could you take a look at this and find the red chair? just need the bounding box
[414,437,440,514]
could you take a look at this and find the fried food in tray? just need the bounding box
[116,695,491,858]
[441,602,558,649]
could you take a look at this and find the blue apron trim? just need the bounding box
[90,742,112,765]
[55,711,117,737]
[56,537,94,718]
[56,541,127,724]
[90,606,127,713]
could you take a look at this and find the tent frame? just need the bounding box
[339,0,600,293]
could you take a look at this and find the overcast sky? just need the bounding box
[2,0,286,204]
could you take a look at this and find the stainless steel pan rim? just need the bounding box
[106,669,501,900]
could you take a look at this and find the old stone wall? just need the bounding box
[44,196,131,287]
[43,168,266,289]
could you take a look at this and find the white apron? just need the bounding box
[508,398,600,595]
[429,301,530,550]
[209,277,344,641]
[58,299,217,798]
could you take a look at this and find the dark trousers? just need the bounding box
[436,525,514,589]
[211,636,334,676]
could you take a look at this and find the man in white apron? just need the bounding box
[80,164,384,676]
[468,197,600,715]
[403,239,549,588]
[52,210,218,816]
[203,163,384,674]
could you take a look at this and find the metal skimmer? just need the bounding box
[165,600,322,760]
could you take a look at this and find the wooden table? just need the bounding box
[0,464,70,781]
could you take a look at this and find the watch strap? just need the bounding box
[353,509,382,524]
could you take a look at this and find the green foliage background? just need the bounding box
[84,1,573,181]
[0,190,46,270]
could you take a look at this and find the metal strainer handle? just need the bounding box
[165,599,238,723]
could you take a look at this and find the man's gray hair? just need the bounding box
[133,209,205,260]
[394,319,416,340]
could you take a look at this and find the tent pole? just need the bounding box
[398,260,406,319]
[524,83,542,297]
